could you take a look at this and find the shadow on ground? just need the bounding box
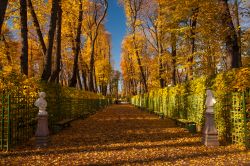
[1,104,249,165]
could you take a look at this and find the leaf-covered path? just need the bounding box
[1,104,250,165]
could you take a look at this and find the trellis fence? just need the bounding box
[132,90,250,148]
[0,93,110,150]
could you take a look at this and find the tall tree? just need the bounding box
[187,7,199,80]
[140,0,166,88]
[87,0,108,91]
[50,0,62,83]
[27,0,46,55]
[20,0,29,75]
[95,30,112,95]
[69,0,83,87]
[171,32,177,85]
[41,0,59,81]
[234,0,242,66]
[220,0,241,69]
[122,0,148,92]
[0,0,8,36]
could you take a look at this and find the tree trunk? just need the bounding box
[77,70,83,89]
[128,0,148,93]
[171,32,177,85]
[234,0,242,66]
[133,33,148,93]
[41,0,59,81]
[94,67,98,92]
[27,0,46,55]
[220,0,241,69]
[158,45,165,88]
[135,50,148,93]
[89,40,96,91]
[82,70,88,90]
[69,0,83,87]
[0,0,8,36]
[156,7,165,88]
[20,0,29,76]
[103,85,107,96]
[88,0,108,92]
[187,7,198,80]
[50,0,62,83]
[207,47,215,78]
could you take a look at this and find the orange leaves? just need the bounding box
[1,104,249,165]
[0,70,39,97]
[214,68,250,93]
[233,68,250,92]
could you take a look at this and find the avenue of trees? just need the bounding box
[0,0,120,96]
[120,0,250,96]
[1,0,250,97]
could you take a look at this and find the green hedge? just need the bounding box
[131,70,250,147]
[39,83,110,130]
[0,81,111,150]
[213,69,250,145]
[132,76,207,129]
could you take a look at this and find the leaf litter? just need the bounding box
[0,104,249,165]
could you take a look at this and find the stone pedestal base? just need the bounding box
[35,114,49,147]
[202,112,219,147]
[36,136,50,147]
[202,134,219,146]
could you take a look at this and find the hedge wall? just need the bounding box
[131,68,250,147]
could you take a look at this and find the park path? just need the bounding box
[0,104,249,165]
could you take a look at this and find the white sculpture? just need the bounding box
[203,89,219,146]
[34,92,48,115]
[205,89,216,113]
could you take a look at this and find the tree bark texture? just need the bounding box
[88,0,108,92]
[50,0,62,83]
[69,0,83,87]
[27,0,46,55]
[187,7,198,80]
[41,0,59,81]
[20,0,29,76]
[0,0,8,36]
[220,0,241,69]
[171,32,177,85]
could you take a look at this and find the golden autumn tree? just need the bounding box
[121,0,249,94]
[121,32,150,95]
[120,0,149,92]
[0,0,113,95]
[81,0,108,92]
[95,29,112,95]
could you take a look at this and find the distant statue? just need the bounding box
[205,89,216,113]
[202,89,219,146]
[34,92,48,115]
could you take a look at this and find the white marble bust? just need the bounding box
[205,89,216,113]
[34,92,48,115]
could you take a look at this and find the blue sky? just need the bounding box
[105,0,126,72]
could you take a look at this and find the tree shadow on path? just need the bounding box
[1,104,249,165]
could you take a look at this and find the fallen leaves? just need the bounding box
[0,104,249,165]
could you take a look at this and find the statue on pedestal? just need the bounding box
[34,92,48,115]
[202,89,220,146]
[34,92,49,147]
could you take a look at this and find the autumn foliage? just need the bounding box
[0,0,118,97]
[1,105,249,165]
[120,0,250,95]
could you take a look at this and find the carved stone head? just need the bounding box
[39,92,46,98]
